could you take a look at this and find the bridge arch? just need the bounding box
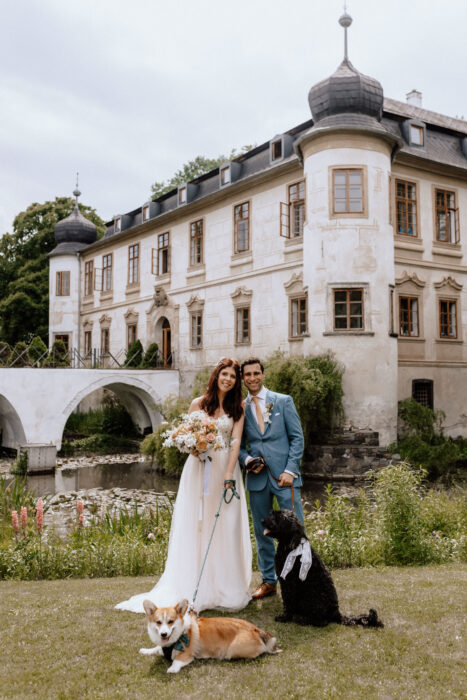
[59,375,165,449]
[0,393,27,449]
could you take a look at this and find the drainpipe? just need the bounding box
[77,252,81,359]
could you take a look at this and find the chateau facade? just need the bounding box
[49,20,467,445]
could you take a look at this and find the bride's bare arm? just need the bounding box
[224,413,245,484]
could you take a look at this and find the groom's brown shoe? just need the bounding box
[252,582,277,600]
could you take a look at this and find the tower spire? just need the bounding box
[339,6,353,62]
[73,172,81,209]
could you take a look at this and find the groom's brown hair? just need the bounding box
[240,357,264,375]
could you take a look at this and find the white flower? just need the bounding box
[147,532,155,540]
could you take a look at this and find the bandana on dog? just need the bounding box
[280,538,312,581]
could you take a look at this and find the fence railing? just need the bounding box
[0,344,175,370]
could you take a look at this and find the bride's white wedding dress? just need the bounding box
[115,414,252,613]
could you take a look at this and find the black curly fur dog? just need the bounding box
[262,509,384,628]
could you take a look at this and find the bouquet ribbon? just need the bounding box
[198,454,212,520]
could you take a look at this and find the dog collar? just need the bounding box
[162,632,190,662]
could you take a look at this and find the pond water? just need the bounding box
[22,460,359,504]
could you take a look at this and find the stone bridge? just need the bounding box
[0,368,179,470]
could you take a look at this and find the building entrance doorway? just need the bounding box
[162,319,172,367]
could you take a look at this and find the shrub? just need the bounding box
[7,341,29,367]
[191,366,213,399]
[27,336,48,366]
[140,396,189,475]
[124,339,144,368]
[141,342,160,368]
[264,352,344,440]
[60,434,140,455]
[393,398,464,477]
[43,339,70,367]
[0,342,11,366]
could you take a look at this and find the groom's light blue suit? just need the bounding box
[239,389,304,585]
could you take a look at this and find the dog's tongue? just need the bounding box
[263,528,270,535]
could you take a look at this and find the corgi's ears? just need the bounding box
[176,599,189,615]
[143,599,157,617]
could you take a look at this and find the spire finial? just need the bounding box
[73,172,81,207]
[339,6,353,62]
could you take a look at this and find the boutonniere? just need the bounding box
[263,402,274,424]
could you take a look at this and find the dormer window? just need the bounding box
[272,139,282,161]
[220,166,231,186]
[142,204,150,222]
[114,216,121,233]
[410,124,424,146]
[178,186,187,205]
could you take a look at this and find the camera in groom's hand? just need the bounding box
[247,456,266,474]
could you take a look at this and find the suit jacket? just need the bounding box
[239,390,304,492]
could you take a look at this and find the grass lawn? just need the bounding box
[1,566,465,699]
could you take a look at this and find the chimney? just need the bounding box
[406,90,422,108]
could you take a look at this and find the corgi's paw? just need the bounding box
[139,646,163,656]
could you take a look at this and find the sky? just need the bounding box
[1,0,466,235]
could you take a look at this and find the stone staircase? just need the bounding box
[303,430,397,481]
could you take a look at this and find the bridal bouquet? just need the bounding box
[162,410,227,457]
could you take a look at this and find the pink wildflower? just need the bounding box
[20,506,28,533]
[316,529,325,537]
[11,510,20,535]
[147,532,155,540]
[78,513,84,528]
[36,498,44,534]
[77,499,84,516]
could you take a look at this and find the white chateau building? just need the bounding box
[49,16,467,446]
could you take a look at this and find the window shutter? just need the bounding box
[167,246,171,274]
[280,202,290,238]
[455,208,460,243]
[151,248,158,275]
[93,268,102,291]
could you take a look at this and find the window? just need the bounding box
[56,271,70,296]
[84,330,92,356]
[271,139,282,161]
[102,253,112,292]
[234,202,250,253]
[191,313,203,348]
[290,296,308,337]
[190,220,203,266]
[84,261,94,296]
[289,181,305,237]
[100,327,110,354]
[333,289,363,330]
[127,324,137,349]
[114,217,121,233]
[128,244,139,285]
[435,189,459,243]
[235,307,250,344]
[178,186,186,205]
[410,125,424,146]
[54,334,69,351]
[142,204,150,222]
[220,166,231,185]
[155,232,170,275]
[399,296,419,337]
[412,379,433,409]
[333,169,363,213]
[439,299,457,339]
[396,180,417,236]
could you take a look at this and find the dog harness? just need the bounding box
[162,632,190,662]
[280,537,312,581]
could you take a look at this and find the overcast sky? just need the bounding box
[1,0,466,235]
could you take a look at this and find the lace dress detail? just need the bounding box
[116,413,252,613]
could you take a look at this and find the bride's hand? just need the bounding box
[223,476,234,490]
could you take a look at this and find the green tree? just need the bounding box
[124,339,144,368]
[0,198,105,345]
[151,147,255,199]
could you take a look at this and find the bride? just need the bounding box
[116,357,252,613]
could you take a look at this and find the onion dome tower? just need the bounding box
[296,12,400,447]
[50,183,97,257]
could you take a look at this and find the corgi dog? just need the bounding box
[139,598,280,673]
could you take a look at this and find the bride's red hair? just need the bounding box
[200,358,243,422]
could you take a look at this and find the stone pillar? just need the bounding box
[20,444,57,473]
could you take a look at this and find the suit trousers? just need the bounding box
[249,482,304,585]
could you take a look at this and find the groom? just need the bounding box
[239,357,304,600]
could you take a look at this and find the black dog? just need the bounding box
[262,509,383,628]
